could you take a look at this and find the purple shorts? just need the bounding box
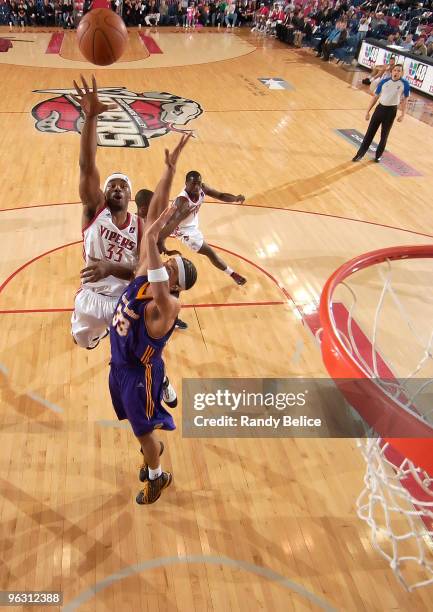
[109,362,176,437]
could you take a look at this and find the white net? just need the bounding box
[328,253,433,591]
[356,438,433,591]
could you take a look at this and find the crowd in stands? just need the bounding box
[0,0,74,28]
[269,0,433,60]
[1,0,433,62]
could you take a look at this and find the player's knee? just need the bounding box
[72,330,91,348]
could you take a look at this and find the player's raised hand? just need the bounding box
[71,75,117,118]
[164,133,192,169]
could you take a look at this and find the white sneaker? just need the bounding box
[162,376,177,408]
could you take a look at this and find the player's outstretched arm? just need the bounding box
[138,136,191,268]
[142,208,180,334]
[71,75,117,228]
[144,133,192,229]
[202,184,245,204]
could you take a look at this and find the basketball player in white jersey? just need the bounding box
[158,171,247,285]
[70,76,138,350]
[70,75,183,405]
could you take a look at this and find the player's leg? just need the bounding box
[71,289,111,349]
[198,241,247,285]
[136,431,172,504]
[111,362,175,504]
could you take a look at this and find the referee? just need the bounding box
[352,64,410,163]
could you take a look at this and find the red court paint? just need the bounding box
[46,32,64,54]
[138,34,163,54]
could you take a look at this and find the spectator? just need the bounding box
[317,19,348,61]
[145,0,160,25]
[159,0,168,25]
[185,1,196,27]
[251,2,269,32]
[197,2,209,26]
[215,0,226,27]
[401,33,414,50]
[225,0,236,27]
[358,14,370,39]
[412,35,427,55]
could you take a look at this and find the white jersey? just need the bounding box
[82,206,141,297]
[175,188,205,231]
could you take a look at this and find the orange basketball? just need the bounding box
[77,9,128,66]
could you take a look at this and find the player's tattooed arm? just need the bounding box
[202,184,245,204]
[71,75,116,227]
[80,258,134,283]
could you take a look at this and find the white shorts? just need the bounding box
[174,226,204,252]
[71,288,118,348]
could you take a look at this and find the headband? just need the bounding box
[103,173,132,194]
[174,255,186,290]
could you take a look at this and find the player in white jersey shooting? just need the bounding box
[158,171,247,285]
[70,75,138,350]
[70,75,186,405]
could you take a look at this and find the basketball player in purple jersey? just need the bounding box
[110,141,197,505]
[157,171,247,285]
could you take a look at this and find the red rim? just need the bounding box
[319,245,433,475]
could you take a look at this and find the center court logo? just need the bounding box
[31,87,203,148]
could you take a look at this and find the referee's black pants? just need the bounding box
[357,104,397,159]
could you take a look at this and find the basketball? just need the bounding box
[76,9,128,66]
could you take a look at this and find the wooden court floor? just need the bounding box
[0,27,432,611]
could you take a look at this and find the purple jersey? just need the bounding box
[109,275,176,437]
[110,275,175,368]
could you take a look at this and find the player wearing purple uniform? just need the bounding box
[109,137,197,505]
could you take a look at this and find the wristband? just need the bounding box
[148,267,169,283]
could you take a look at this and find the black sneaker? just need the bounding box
[231,271,247,285]
[136,471,173,504]
[175,318,188,330]
[352,153,364,162]
[374,157,381,163]
[139,441,164,482]
[86,328,109,350]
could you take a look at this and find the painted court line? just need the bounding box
[26,392,63,414]
[62,554,337,612]
[96,419,131,430]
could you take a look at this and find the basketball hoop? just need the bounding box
[319,245,433,591]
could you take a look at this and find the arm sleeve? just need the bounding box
[375,78,387,95]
